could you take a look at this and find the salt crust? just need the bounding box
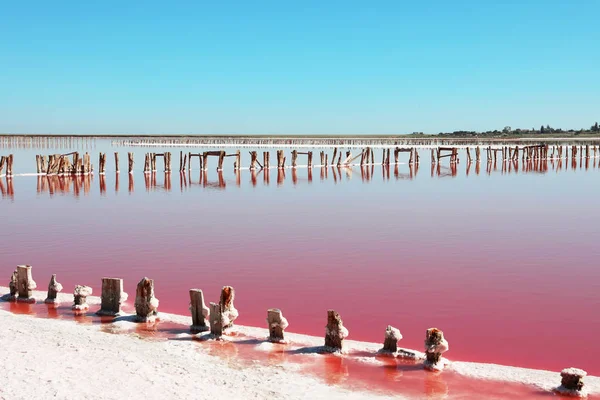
[1,286,599,397]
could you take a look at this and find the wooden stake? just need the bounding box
[220,286,238,329]
[324,310,348,352]
[0,156,5,176]
[128,152,134,174]
[97,278,127,316]
[16,265,36,303]
[308,151,313,168]
[265,151,270,169]
[115,152,119,173]
[267,308,289,343]
[134,277,159,322]
[292,150,298,168]
[189,289,210,333]
[235,150,241,170]
[382,325,402,353]
[209,302,223,337]
[72,285,93,311]
[44,274,63,304]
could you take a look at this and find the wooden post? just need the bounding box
[134,277,159,322]
[143,153,149,173]
[324,310,348,352]
[424,328,449,371]
[320,151,325,166]
[7,270,17,301]
[16,265,36,303]
[209,302,223,337]
[365,147,370,164]
[183,154,187,170]
[430,149,435,164]
[325,154,328,167]
[586,145,590,159]
[0,156,5,176]
[97,278,127,316]
[386,149,390,166]
[476,146,481,162]
[166,152,172,172]
[179,151,183,172]
[189,289,210,333]
[360,149,365,166]
[7,154,13,176]
[220,286,238,329]
[128,152,134,174]
[292,150,298,168]
[395,148,399,165]
[235,150,241,170]
[202,152,208,171]
[332,148,338,166]
[556,368,587,396]
[36,155,41,173]
[41,155,48,174]
[267,308,289,343]
[409,149,414,164]
[44,274,63,304]
[250,151,257,170]
[382,325,402,353]
[265,151,270,169]
[381,149,385,165]
[336,152,342,167]
[308,151,313,168]
[370,148,374,164]
[114,152,119,173]
[72,285,92,311]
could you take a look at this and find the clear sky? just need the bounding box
[0,1,598,135]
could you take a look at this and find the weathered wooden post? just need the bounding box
[307,151,313,168]
[381,149,385,165]
[44,274,63,304]
[386,148,390,166]
[182,154,187,170]
[209,302,223,337]
[267,308,289,343]
[555,368,587,397]
[291,150,298,168]
[143,153,149,173]
[476,146,481,162]
[96,278,127,316]
[264,151,270,169]
[424,328,449,371]
[320,151,325,166]
[41,155,48,173]
[466,148,472,163]
[202,152,208,171]
[217,151,225,171]
[0,156,6,176]
[325,154,328,167]
[16,265,36,303]
[190,289,210,333]
[586,145,590,159]
[235,150,241,170]
[36,155,41,173]
[381,325,403,353]
[370,148,374,164]
[99,153,106,174]
[179,151,183,172]
[114,152,119,173]
[5,270,18,301]
[165,152,171,172]
[134,277,159,322]
[332,148,338,166]
[7,154,13,176]
[250,151,257,170]
[128,152,134,174]
[324,310,348,352]
[220,286,238,329]
[365,147,370,164]
[409,149,414,164]
[394,148,399,165]
[72,285,93,311]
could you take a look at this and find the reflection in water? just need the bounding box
[5,157,600,198]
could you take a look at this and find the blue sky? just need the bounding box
[0,1,598,135]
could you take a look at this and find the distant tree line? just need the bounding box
[429,122,600,137]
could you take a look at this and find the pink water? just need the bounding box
[1,140,600,378]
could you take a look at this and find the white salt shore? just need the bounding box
[1,287,599,399]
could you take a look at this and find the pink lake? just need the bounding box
[1,137,599,378]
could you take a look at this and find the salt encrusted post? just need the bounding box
[96,278,127,316]
[44,274,63,304]
[72,285,92,311]
[291,150,298,168]
[382,325,403,353]
[134,277,159,322]
[324,310,348,352]
[6,270,18,301]
[220,286,239,329]
[235,150,241,170]
[424,328,449,371]
[307,151,313,168]
[267,308,289,343]
[209,302,223,337]
[264,151,270,169]
[217,151,225,171]
[114,152,119,173]
[189,289,210,333]
[555,368,587,397]
[17,265,36,303]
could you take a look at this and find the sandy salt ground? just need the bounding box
[1,287,600,400]
[0,308,395,400]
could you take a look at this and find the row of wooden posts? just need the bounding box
[4,144,598,176]
[4,264,589,395]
